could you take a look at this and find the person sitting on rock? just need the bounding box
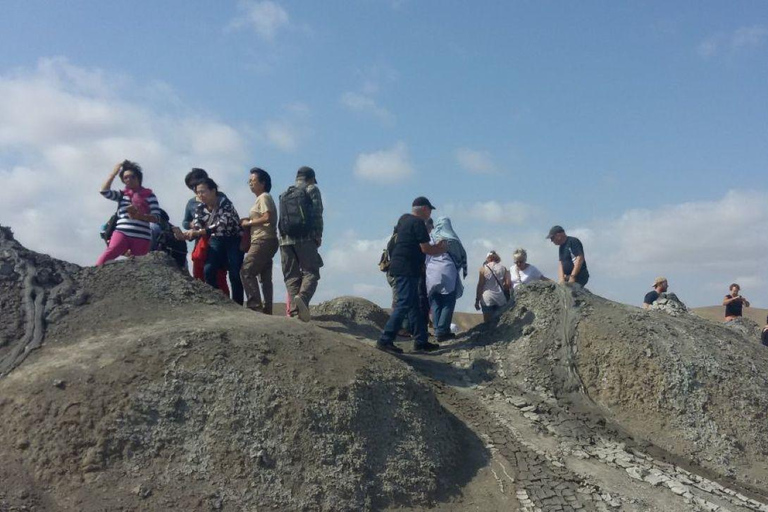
[723,283,750,322]
[547,225,589,287]
[761,316,768,347]
[643,277,668,309]
[377,197,447,354]
[510,248,549,289]
[96,160,161,266]
[474,250,511,322]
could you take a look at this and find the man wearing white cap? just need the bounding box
[643,277,668,308]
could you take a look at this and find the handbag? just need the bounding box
[484,263,510,301]
[191,234,210,263]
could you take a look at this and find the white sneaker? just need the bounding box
[294,295,310,322]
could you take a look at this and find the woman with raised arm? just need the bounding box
[96,160,161,266]
[185,177,244,305]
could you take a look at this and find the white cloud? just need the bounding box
[698,25,768,57]
[455,148,499,174]
[229,0,290,41]
[340,92,394,124]
[443,200,535,225]
[259,103,311,153]
[353,141,414,184]
[596,190,768,275]
[0,58,249,266]
[262,120,298,152]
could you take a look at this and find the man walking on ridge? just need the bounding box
[643,277,668,308]
[547,225,589,287]
[279,166,323,322]
[377,197,448,354]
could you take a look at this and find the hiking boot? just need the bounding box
[436,333,457,342]
[376,342,403,354]
[293,295,310,322]
[413,341,439,352]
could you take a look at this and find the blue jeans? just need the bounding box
[205,235,244,305]
[429,291,457,337]
[379,275,427,345]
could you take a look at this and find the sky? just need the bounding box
[0,0,766,313]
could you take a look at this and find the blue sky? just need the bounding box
[1,1,766,312]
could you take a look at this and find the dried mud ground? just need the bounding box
[2,229,768,511]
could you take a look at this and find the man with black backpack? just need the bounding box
[279,166,324,321]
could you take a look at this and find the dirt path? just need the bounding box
[313,291,768,512]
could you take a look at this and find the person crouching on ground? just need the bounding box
[547,225,589,287]
[426,216,467,342]
[723,283,750,322]
[377,197,448,354]
[240,167,279,314]
[474,250,511,322]
[96,160,161,266]
[185,177,245,305]
[643,277,668,308]
[182,168,229,295]
[510,248,548,289]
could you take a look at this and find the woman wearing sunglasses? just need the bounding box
[96,160,161,266]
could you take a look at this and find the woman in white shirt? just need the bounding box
[474,251,512,322]
[510,248,549,289]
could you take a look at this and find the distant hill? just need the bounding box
[692,305,768,325]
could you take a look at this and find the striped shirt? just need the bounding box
[101,189,161,240]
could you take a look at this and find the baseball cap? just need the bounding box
[546,225,565,239]
[652,276,667,288]
[296,166,317,183]
[412,196,436,210]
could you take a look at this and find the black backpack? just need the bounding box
[153,210,188,269]
[100,195,122,245]
[278,185,313,238]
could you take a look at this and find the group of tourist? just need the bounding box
[97,160,323,321]
[376,198,587,353]
[97,165,763,353]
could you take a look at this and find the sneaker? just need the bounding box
[293,295,310,322]
[436,332,457,342]
[413,341,440,352]
[376,342,403,354]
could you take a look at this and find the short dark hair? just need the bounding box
[730,283,740,290]
[119,160,143,185]
[185,168,208,190]
[195,177,218,193]
[249,167,272,193]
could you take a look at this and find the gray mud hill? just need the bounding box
[3,224,768,512]
[0,227,484,511]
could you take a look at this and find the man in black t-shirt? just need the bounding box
[547,225,589,287]
[723,283,750,321]
[643,276,668,308]
[377,197,447,354]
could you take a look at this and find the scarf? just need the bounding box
[432,217,468,278]
[123,186,154,215]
